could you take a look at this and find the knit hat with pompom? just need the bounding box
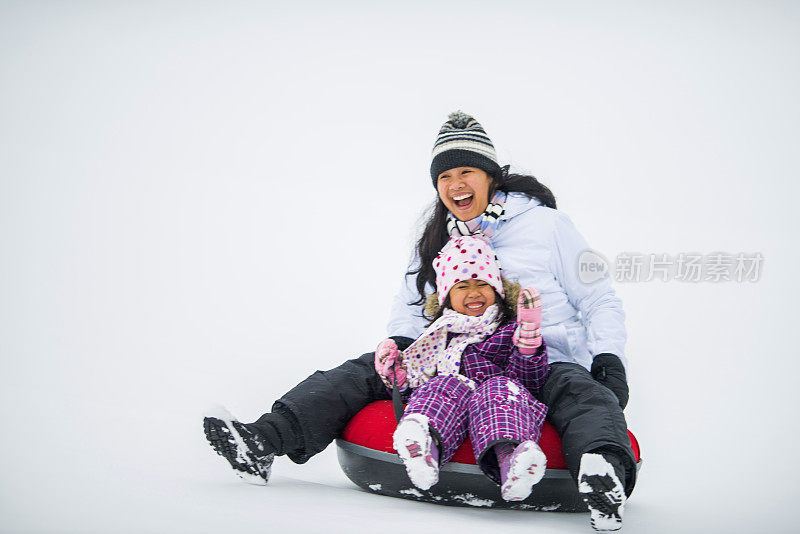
[430,111,502,187]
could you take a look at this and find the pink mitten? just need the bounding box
[374,338,408,390]
[513,287,543,356]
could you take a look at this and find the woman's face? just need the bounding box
[436,167,494,221]
[447,279,497,316]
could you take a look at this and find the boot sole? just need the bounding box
[501,441,547,501]
[204,415,274,485]
[578,453,625,531]
[393,416,439,490]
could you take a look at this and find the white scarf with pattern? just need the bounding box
[403,305,501,390]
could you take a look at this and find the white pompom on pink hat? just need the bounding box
[434,236,504,305]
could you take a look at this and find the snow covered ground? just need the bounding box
[2,2,799,533]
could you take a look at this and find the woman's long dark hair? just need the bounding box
[407,166,557,305]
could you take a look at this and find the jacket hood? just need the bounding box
[501,192,542,220]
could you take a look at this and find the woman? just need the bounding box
[204,112,636,532]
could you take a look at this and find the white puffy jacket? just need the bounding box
[386,192,627,371]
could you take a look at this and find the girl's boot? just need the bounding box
[393,414,440,490]
[497,440,547,501]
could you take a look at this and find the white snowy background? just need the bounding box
[1,1,799,533]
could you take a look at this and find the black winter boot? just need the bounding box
[204,410,275,485]
[578,451,627,531]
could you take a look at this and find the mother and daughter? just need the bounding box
[203,112,636,531]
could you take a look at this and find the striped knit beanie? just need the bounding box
[430,111,502,187]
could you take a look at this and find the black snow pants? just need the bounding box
[539,362,637,496]
[269,351,391,464]
[269,354,637,496]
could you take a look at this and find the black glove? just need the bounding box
[591,353,629,409]
[389,336,415,352]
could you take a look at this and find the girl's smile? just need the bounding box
[448,279,497,316]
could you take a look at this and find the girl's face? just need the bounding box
[448,279,497,316]
[436,167,494,221]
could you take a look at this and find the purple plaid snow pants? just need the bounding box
[402,374,548,482]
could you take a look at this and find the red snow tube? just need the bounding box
[335,400,641,511]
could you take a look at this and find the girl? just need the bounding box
[374,235,550,502]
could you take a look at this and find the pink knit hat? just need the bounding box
[434,236,504,305]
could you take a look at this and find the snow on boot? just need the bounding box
[203,407,275,485]
[393,414,439,490]
[497,440,547,501]
[578,453,626,531]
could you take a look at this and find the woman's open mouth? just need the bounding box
[452,192,474,210]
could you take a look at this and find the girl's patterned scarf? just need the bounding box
[404,304,501,390]
[446,191,507,240]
